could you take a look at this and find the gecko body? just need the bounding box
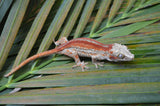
[5,37,134,77]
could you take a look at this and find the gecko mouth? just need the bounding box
[123,55,134,61]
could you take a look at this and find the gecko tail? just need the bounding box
[4,49,58,77]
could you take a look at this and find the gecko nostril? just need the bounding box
[131,54,134,60]
[129,56,134,61]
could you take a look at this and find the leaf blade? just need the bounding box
[59,0,85,38]
[9,66,160,88]
[0,0,29,70]
[12,0,55,69]
[38,0,74,52]
[0,0,13,23]
[90,0,111,36]
[1,82,160,104]
[98,19,159,39]
[74,0,96,38]
[107,0,123,26]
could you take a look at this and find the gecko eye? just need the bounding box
[118,54,125,59]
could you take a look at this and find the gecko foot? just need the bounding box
[72,61,89,71]
[93,62,104,68]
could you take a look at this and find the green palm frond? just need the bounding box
[0,0,160,104]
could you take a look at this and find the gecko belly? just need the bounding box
[75,48,108,60]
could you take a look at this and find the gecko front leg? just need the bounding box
[59,48,88,71]
[91,57,104,68]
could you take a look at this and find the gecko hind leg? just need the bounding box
[54,37,68,46]
[92,58,104,68]
[59,49,88,71]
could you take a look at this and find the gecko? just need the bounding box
[5,37,134,77]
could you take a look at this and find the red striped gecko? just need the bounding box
[5,37,134,77]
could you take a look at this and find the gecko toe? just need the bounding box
[93,62,104,68]
[72,61,89,71]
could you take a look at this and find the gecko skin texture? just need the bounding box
[5,37,134,77]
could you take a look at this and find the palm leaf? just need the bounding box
[0,0,29,70]
[0,0,13,23]
[0,0,160,104]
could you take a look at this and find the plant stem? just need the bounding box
[36,58,53,69]
[95,26,107,34]
[11,59,53,83]
[12,71,31,83]
[0,58,54,92]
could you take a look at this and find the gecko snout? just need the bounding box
[124,53,134,61]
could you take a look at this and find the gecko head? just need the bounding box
[108,43,134,62]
